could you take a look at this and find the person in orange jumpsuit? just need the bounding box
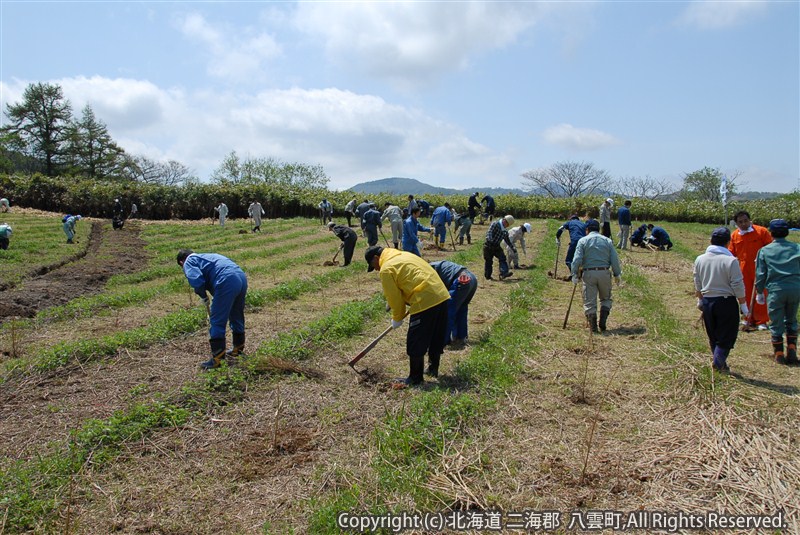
[728,210,772,329]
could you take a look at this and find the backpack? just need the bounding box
[62,214,71,223]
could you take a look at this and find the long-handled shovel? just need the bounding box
[333,243,344,263]
[554,240,561,279]
[349,312,409,373]
[449,227,457,251]
[742,278,759,330]
[379,227,391,248]
[563,272,580,329]
[348,325,393,374]
[324,243,344,266]
[204,300,211,326]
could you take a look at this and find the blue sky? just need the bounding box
[1,1,798,193]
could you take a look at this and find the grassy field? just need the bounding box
[0,210,798,534]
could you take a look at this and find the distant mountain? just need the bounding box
[346,177,527,196]
[730,191,784,201]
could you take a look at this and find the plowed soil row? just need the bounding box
[0,220,149,321]
[62,227,536,534]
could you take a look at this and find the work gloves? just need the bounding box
[391,319,404,329]
[740,303,750,317]
[201,296,210,306]
[571,275,579,284]
[555,238,560,245]
[756,293,766,305]
[697,298,704,311]
[614,276,621,286]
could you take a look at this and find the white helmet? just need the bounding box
[523,223,531,233]
[503,214,515,226]
[606,198,614,205]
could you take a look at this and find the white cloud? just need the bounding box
[542,124,621,151]
[292,3,546,87]
[3,76,515,189]
[176,12,281,81]
[678,1,768,29]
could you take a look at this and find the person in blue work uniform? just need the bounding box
[630,224,648,248]
[362,203,382,247]
[646,224,673,250]
[755,219,800,365]
[571,220,622,333]
[63,214,82,244]
[556,214,586,270]
[430,203,454,249]
[480,194,496,222]
[177,249,248,370]
[403,207,431,256]
[617,200,632,250]
[418,199,431,217]
[431,260,478,349]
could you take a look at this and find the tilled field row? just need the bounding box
[66,227,541,533]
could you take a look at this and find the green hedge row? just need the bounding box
[1,173,796,226]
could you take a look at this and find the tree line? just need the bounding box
[0,82,330,191]
[1,82,793,222]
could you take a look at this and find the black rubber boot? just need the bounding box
[787,331,798,365]
[587,314,598,333]
[201,338,226,370]
[227,332,245,358]
[599,307,610,332]
[467,236,471,245]
[458,238,464,245]
[772,336,786,365]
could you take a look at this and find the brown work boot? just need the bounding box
[787,332,798,365]
[772,337,787,365]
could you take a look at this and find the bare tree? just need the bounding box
[521,161,610,197]
[612,175,677,200]
[123,155,195,186]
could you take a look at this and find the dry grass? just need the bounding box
[3,219,798,534]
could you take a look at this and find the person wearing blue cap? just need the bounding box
[693,227,747,373]
[755,219,800,365]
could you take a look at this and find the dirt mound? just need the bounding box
[0,221,150,322]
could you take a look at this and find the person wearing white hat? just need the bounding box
[0,198,10,213]
[483,214,516,280]
[504,222,531,269]
[599,198,614,239]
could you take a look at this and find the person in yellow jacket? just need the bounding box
[365,245,450,386]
